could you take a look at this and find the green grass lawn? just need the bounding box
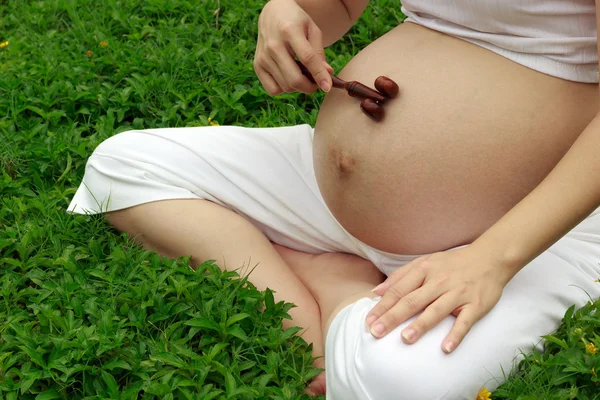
[1,0,599,398]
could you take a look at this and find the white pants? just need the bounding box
[68,125,600,399]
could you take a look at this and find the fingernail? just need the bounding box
[371,283,384,292]
[402,328,416,342]
[365,315,377,327]
[444,341,455,353]
[320,80,331,92]
[371,323,385,337]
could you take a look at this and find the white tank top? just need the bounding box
[401,0,599,83]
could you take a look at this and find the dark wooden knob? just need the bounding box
[374,76,399,98]
[360,98,385,121]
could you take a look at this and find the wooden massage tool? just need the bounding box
[295,60,399,121]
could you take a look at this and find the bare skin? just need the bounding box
[105,199,385,396]
[105,15,600,397]
[273,244,384,395]
[314,22,599,255]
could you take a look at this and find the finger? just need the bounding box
[267,42,316,94]
[400,292,460,344]
[254,63,284,95]
[442,307,480,353]
[266,58,297,93]
[270,47,317,93]
[262,57,296,93]
[366,266,424,327]
[369,284,441,339]
[283,23,331,92]
[371,265,412,296]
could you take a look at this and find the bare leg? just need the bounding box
[106,199,327,371]
[274,245,385,331]
[274,245,386,394]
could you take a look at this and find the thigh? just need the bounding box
[325,221,600,400]
[68,124,363,256]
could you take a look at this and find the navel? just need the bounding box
[332,148,357,175]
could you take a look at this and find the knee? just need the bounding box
[325,298,481,400]
[92,129,146,157]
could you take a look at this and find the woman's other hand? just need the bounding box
[365,246,512,353]
[254,0,333,95]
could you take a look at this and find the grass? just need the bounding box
[0,0,599,398]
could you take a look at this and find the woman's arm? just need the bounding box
[473,1,600,279]
[474,111,600,283]
[296,0,370,46]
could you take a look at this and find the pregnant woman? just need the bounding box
[68,0,600,398]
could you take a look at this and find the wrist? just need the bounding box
[470,234,528,285]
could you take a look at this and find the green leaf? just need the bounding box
[184,317,221,332]
[101,370,119,397]
[145,382,170,396]
[226,313,250,326]
[88,269,111,282]
[257,373,273,390]
[150,352,185,368]
[224,371,236,395]
[20,377,37,393]
[226,325,248,341]
[280,326,303,341]
[5,391,18,400]
[562,304,576,324]
[207,342,229,361]
[56,153,72,183]
[265,289,275,310]
[35,390,61,400]
[103,359,132,371]
[542,334,569,350]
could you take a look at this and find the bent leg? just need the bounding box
[107,198,327,367]
[68,125,369,376]
[274,244,386,339]
[325,214,600,400]
[273,246,386,395]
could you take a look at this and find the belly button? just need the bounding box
[333,150,357,175]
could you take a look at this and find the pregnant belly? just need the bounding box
[313,22,599,255]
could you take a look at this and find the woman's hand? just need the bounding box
[254,0,333,95]
[365,245,512,353]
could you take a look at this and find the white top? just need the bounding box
[401,0,599,83]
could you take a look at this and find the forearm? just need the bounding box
[474,112,600,282]
[295,0,369,46]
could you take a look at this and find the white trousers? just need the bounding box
[68,125,600,399]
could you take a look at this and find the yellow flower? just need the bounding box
[0,40,9,49]
[86,50,93,57]
[100,40,108,48]
[477,387,492,400]
[207,117,219,126]
[586,342,597,355]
